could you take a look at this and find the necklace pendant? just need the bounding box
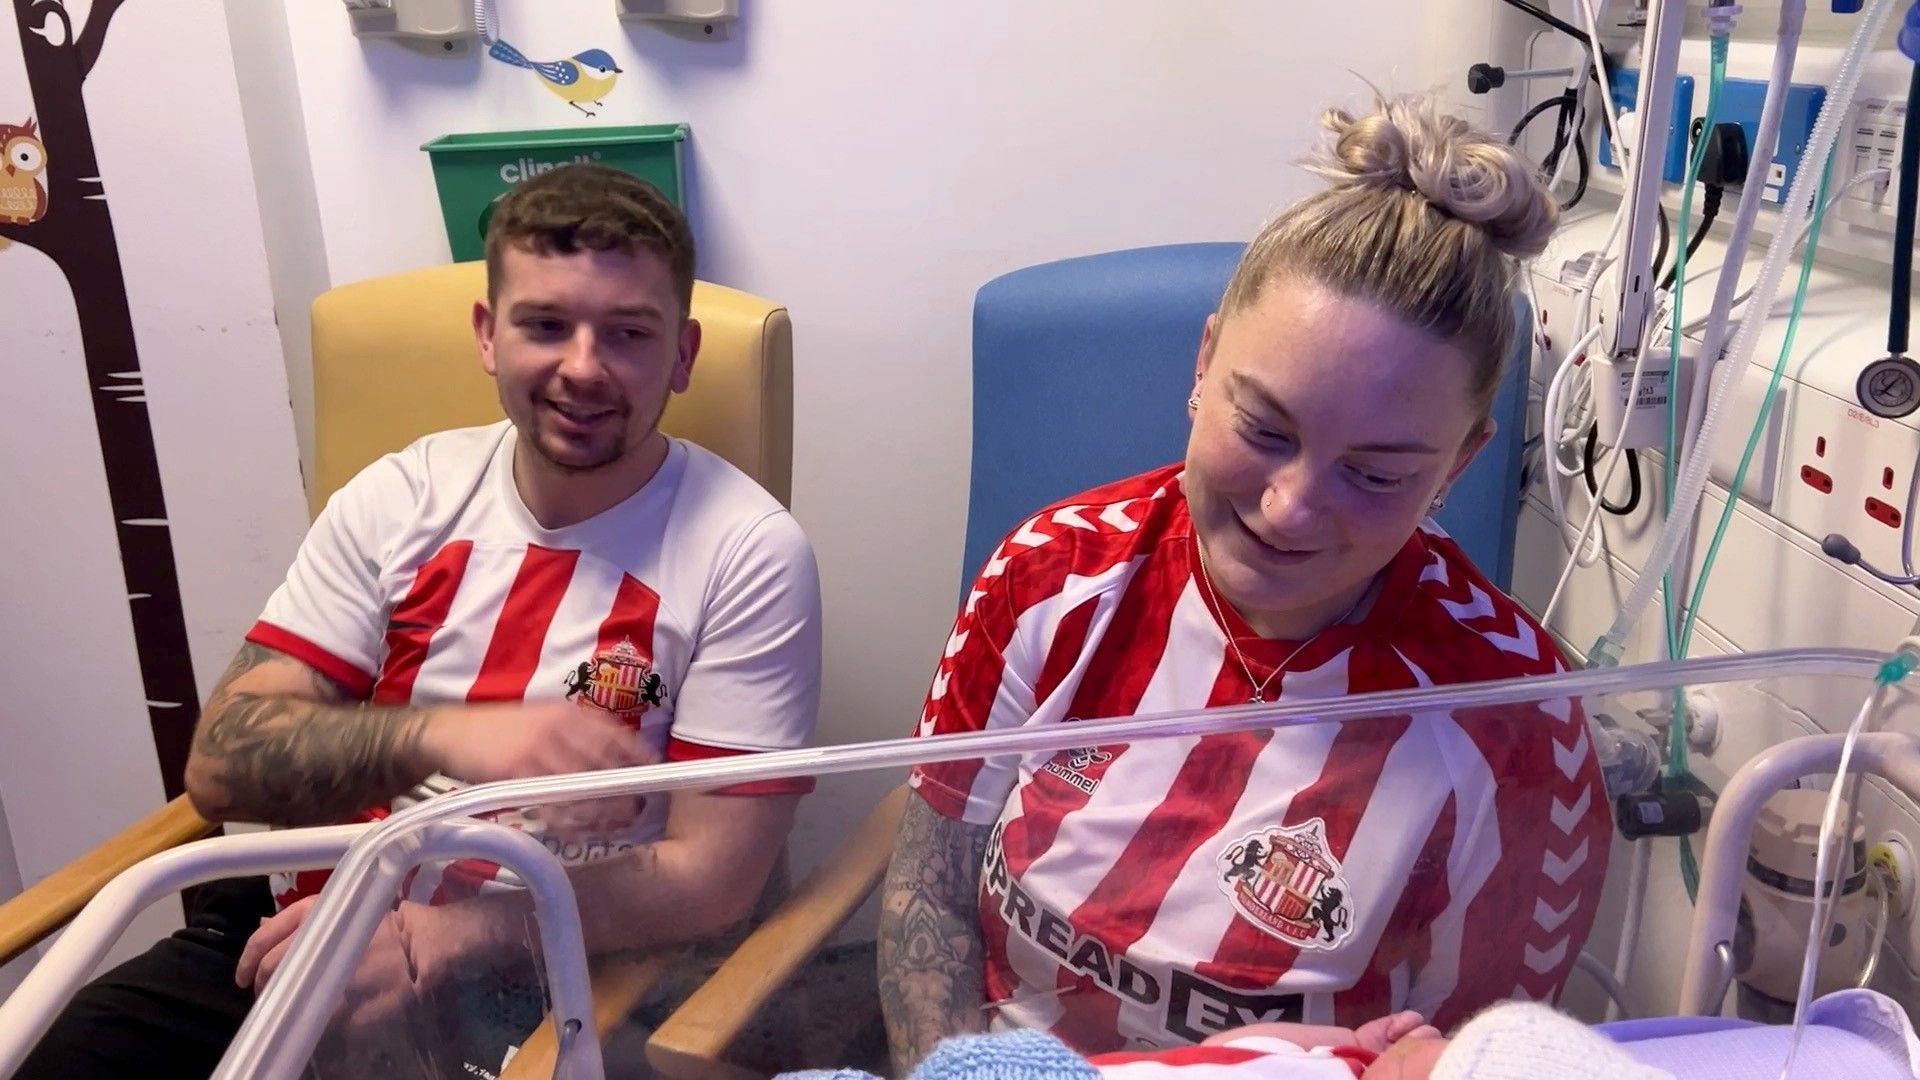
[1250,693,1264,705]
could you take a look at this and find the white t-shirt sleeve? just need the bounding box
[664,509,822,792]
[246,453,414,698]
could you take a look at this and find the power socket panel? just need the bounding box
[1772,378,1920,571]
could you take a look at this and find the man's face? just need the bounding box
[474,244,698,475]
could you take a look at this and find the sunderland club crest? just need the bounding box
[564,637,666,721]
[1217,818,1353,949]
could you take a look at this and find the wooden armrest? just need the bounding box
[0,795,215,967]
[646,785,910,1079]
[498,950,675,1080]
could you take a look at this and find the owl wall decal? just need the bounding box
[1,118,49,226]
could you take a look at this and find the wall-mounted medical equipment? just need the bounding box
[344,0,477,55]
[616,0,738,40]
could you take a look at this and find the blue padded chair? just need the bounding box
[962,243,1531,590]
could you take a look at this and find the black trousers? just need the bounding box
[14,876,547,1080]
[16,876,274,1080]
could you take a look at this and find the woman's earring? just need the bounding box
[1188,394,1201,409]
[1429,491,1448,514]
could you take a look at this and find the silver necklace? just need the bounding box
[1193,539,1370,704]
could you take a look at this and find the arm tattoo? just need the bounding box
[877,793,993,1075]
[189,642,433,825]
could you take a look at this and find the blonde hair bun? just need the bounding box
[1310,94,1558,260]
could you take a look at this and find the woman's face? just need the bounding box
[1184,279,1492,636]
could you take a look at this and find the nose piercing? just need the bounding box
[1262,491,1273,511]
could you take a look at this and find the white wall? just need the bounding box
[0,1,309,977]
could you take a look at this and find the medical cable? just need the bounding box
[1582,424,1643,514]
[1537,97,1635,564]
[1597,0,1892,667]
[1573,950,1633,1019]
[1671,0,1810,464]
[1779,646,1919,1079]
[1511,92,1576,145]
[1677,168,1893,335]
[1643,30,1733,901]
[1657,3,1793,618]
[1545,330,1597,481]
[1652,205,1672,286]
[1607,837,1652,1022]
[1821,437,1920,586]
[1497,0,1593,43]
[1889,63,1920,360]
[1669,0,1829,527]
[472,0,499,43]
[1658,28,1732,666]
[1678,166,1894,294]
[1856,861,1894,989]
[1575,0,1628,165]
[1524,273,1601,542]
[1514,85,1594,209]
[1540,207,1647,564]
[1541,322,1662,624]
[1660,184,1723,293]
[1662,155,1835,904]
[1676,155,1834,667]
[1531,24,1596,205]
[1545,324,1612,564]
[1556,97,1595,209]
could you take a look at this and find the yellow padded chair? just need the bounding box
[0,261,905,1079]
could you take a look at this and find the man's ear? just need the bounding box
[671,317,701,394]
[474,300,497,377]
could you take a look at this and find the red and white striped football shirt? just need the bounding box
[250,422,822,908]
[1091,1037,1376,1079]
[910,464,1610,1053]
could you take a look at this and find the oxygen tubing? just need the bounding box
[1594,0,1899,665]
[1650,32,1731,903]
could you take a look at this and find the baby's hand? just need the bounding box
[1352,1010,1441,1053]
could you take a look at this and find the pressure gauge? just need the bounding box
[1857,355,1920,419]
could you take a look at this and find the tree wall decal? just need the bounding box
[2,0,199,798]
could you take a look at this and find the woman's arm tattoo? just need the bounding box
[877,793,993,1075]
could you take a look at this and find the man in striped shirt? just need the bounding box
[877,96,1611,1070]
[21,166,821,1079]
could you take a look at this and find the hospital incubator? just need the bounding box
[0,647,1916,1077]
